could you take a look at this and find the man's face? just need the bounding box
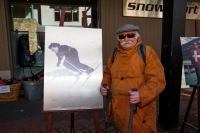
[118,31,138,50]
[193,42,198,49]
[51,47,58,53]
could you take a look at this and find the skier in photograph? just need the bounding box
[48,43,94,76]
[190,41,200,84]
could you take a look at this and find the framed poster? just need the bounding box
[43,26,103,111]
[181,37,200,85]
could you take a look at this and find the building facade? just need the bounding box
[0,0,198,79]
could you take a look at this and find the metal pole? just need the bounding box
[127,88,137,133]
[31,4,34,18]
[103,84,108,132]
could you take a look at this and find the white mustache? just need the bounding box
[121,41,133,45]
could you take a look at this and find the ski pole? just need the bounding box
[127,88,138,133]
[63,59,84,73]
[102,83,108,132]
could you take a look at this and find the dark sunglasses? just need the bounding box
[118,33,136,39]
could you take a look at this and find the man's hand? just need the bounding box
[100,84,110,96]
[129,90,141,104]
[56,63,60,67]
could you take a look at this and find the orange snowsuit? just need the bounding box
[101,38,166,133]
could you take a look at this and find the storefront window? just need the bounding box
[53,6,79,22]
[10,2,97,78]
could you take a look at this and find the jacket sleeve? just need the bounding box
[101,52,113,88]
[138,46,166,107]
[56,53,63,65]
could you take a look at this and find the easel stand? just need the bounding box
[43,7,102,133]
[43,109,101,133]
[180,85,200,133]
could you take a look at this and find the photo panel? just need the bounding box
[43,26,103,111]
[181,37,200,85]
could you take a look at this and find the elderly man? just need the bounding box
[100,24,166,133]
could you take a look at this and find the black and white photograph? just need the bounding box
[43,26,103,111]
[181,37,200,85]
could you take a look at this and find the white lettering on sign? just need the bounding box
[123,0,200,20]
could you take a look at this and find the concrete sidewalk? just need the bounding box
[0,88,198,133]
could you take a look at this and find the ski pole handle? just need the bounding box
[131,88,138,112]
[127,88,138,133]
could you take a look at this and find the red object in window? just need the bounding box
[59,9,66,26]
[82,11,88,28]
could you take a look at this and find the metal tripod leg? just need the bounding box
[180,87,197,133]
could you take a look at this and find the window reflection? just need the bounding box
[11,3,97,78]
